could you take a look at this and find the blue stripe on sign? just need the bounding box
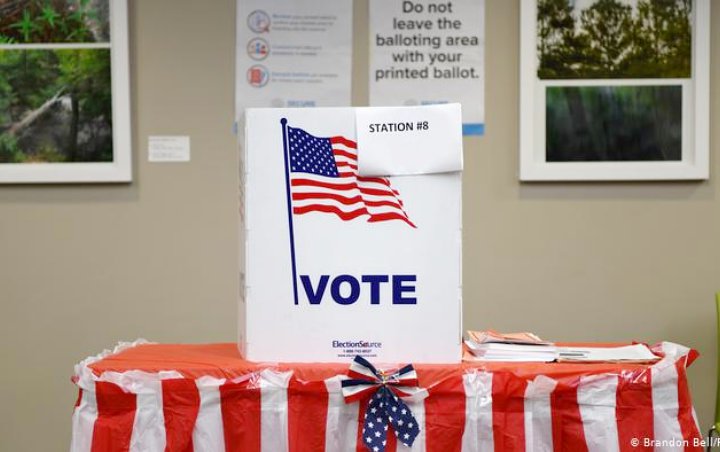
[463,123,485,136]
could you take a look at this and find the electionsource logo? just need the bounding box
[332,340,383,349]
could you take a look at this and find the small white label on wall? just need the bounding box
[148,136,191,162]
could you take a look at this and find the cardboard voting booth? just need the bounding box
[239,105,462,363]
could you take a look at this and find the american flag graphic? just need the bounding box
[286,126,415,228]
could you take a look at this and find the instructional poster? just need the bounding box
[235,0,352,123]
[369,0,485,135]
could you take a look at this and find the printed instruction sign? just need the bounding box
[235,0,353,124]
[369,0,485,135]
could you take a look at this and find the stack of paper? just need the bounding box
[467,330,553,346]
[465,330,558,362]
[557,344,659,363]
[464,331,661,364]
[465,342,559,362]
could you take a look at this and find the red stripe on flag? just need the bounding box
[368,213,416,228]
[358,183,402,199]
[616,370,654,452]
[294,205,369,221]
[330,136,357,148]
[550,380,589,452]
[334,176,402,199]
[333,149,357,160]
[220,379,262,452]
[293,192,364,206]
[357,186,403,198]
[292,192,405,210]
[357,177,391,187]
[337,162,359,171]
[290,177,357,190]
[675,360,703,451]
[363,200,405,209]
[424,375,465,452]
[491,373,527,452]
[162,379,200,452]
[292,178,356,190]
[288,379,329,452]
[91,382,137,452]
[292,178,401,201]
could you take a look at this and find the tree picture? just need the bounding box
[546,85,682,162]
[0,49,112,163]
[535,0,691,163]
[0,0,128,182]
[0,0,114,165]
[0,0,109,44]
[537,0,692,79]
[521,0,709,181]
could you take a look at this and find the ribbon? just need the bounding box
[341,356,428,452]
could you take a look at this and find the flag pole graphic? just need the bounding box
[281,118,300,305]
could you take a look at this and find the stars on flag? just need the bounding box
[359,386,421,452]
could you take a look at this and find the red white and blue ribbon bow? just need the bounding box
[341,356,428,452]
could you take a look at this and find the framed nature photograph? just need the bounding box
[0,0,130,183]
[520,0,709,181]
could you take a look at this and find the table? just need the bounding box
[71,340,703,452]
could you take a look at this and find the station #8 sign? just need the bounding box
[239,105,463,363]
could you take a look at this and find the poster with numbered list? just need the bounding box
[235,0,353,126]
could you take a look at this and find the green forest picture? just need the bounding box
[0,0,109,44]
[0,49,113,163]
[537,0,692,79]
[546,85,682,161]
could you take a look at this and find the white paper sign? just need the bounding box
[356,104,463,176]
[235,0,352,123]
[240,107,462,363]
[369,0,485,135]
[148,136,190,162]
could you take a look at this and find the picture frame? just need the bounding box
[519,0,709,181]
[0,0,131,183]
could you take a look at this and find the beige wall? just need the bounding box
[0,1,717,450]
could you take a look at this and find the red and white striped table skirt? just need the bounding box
[71,341,703,451]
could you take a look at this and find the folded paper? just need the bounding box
[355,104,464,177]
